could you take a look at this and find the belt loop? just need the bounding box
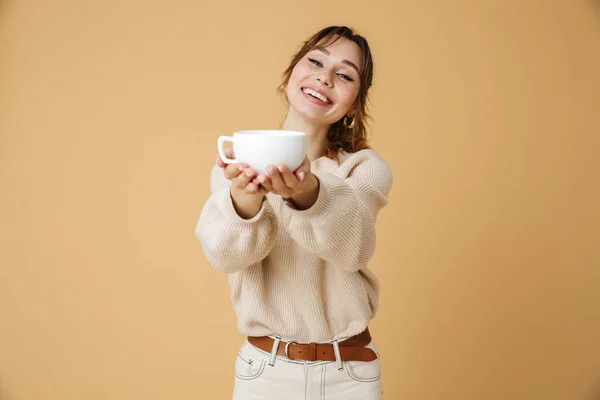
[268,336,281,366]
[331,339,343,370]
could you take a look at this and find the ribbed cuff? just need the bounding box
[283,171,338,220]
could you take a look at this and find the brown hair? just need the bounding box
[278,26,374,160]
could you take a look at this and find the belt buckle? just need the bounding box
[284,341,298,358]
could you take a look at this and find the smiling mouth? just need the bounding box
[302,88,331,104]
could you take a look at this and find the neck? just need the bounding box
[282,108,329,161]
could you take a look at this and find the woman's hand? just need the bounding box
[217,148,265,195]
[252,156,320,210]
[217,148,265,219]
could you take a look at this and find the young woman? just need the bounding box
[196,25,393,399]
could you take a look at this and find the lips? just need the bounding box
[301,87,332,105]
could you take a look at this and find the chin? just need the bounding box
[290,101,335,125]
[300,111,335,126]
[297,107,324,121]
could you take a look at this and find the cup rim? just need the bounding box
[234,130,305,137]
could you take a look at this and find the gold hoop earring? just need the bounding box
[344,115,355,129]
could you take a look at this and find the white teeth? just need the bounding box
[302,88,330,104]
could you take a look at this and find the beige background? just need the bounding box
[1,0,599,399]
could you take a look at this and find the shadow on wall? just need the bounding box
[0,0,8,20]
[583,4,600,394]
[590,0,600,28]
[0,382,11,400]
[588,380,600,400]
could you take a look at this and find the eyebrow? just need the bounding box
[315,47,361,75]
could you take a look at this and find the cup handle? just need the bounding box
[217,136,236,164]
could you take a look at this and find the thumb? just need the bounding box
[295,156,311,181]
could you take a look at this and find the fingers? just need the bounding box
[216,148,235,168]
[244,181,262,194]
[233,167,262,194]
[276,164,300,190]
[223,163,247,180]
[267,165,293,196]
[254,174,273,192]
[241,160,312,198]
[294,156,311,182]
[234,167,255,189]
[216,156,225,168]
[252,163,307,197]
[216,155,227,169]
[215,150,268,195]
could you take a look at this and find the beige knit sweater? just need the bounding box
[195,149,393,343]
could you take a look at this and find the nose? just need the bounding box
[317,71,332,87]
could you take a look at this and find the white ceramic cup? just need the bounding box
[217,130,306,175]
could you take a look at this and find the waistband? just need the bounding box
[247,328,377,363]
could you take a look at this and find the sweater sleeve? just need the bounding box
[195,164,278,273]
[281,150,392,272]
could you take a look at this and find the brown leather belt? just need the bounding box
[247,328,377,362]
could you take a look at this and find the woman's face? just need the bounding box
[286,36,362,126]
